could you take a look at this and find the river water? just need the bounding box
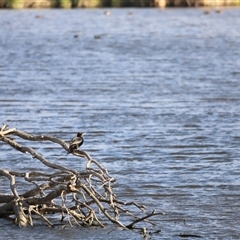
[1,7,240,239]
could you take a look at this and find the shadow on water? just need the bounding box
[1,8,240,239]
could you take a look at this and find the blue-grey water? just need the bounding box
[1,8,240,239]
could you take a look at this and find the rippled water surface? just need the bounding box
[1,8,240,239]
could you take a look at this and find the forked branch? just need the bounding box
[0,125,162,231]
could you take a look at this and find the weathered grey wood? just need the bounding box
[0,125,157,232]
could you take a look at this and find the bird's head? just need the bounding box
[77,132,85,137]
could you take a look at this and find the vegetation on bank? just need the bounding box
[0,0,240,8]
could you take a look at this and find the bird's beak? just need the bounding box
[82,133,86,135]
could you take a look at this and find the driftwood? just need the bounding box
[0,124,163,233]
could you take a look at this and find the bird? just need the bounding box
[68,132,85,153]
[203,9,210,14]
[104,11,111,16]
[215,9,222,14]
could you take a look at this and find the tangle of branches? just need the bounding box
[0,124,163,233]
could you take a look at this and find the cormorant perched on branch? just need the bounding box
[68,132,85,153]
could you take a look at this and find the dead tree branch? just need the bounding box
[0,124,163,230]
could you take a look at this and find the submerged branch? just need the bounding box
[0,125,161,231]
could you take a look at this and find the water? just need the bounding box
[1,8,240,239]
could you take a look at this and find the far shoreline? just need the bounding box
[1,0,240,9]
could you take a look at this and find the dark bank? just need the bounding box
[1,0,240,8]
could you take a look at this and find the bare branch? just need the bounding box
[0,125,162,231]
